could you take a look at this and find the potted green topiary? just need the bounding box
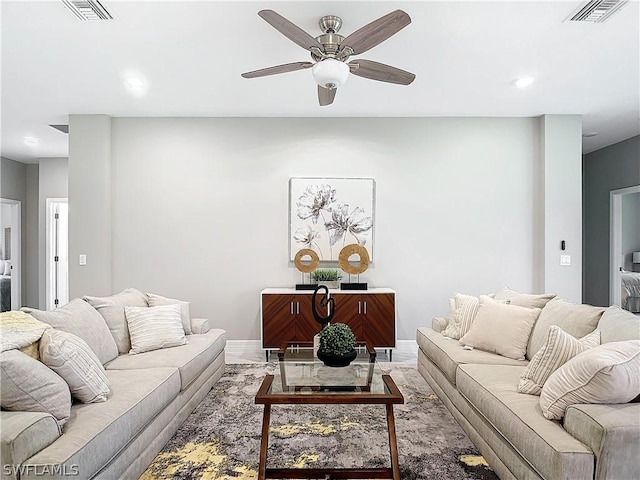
[311,269,342,289]
[317,322,357,367]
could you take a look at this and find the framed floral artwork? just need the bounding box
[289,177,375,262]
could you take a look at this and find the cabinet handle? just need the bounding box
[296,302,300,315]
[364,301,367,315]
[358,301,361,314]
[290,302,294,315]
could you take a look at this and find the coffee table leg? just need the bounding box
[258,404,271,480]
[386,404,400,480]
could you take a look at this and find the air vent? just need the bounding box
[62,0,112,21]
[49,125,69,134]
[567,0,628,23]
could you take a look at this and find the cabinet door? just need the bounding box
[363,293,395,347]
[295,295,322,342]
[262,294,295,348]
[330,293,363,341]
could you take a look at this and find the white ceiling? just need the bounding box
[2,0,639,163]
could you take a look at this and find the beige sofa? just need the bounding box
[1,297,226,480]
[417,301,640,480]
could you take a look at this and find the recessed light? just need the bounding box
[513,77,535,89]
[23,136,39,146]
[582,132,598,138]
[125,77,145,90]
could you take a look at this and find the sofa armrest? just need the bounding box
[432,317,449,333]
[564,403,640,480]
[1,411,61,480]
[190,317,210,334]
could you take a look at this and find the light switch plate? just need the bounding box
[79,254,87,266]
[560,255,571,266]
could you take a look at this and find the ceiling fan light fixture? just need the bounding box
[312,59,349,89]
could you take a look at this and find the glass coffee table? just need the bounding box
[255,341,404,479]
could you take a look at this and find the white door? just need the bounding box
[46,199,69,309]
[610,185,640,310]
[0,198,21,311]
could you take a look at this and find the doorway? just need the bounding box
[0,198,21,312]
[46,199,69,310]
[610,185,640,312]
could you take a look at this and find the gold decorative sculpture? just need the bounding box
[338,244,369,275]
[294,248,320,273]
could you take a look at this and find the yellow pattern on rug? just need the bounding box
[460,455,489,467]
[141,440,227,480]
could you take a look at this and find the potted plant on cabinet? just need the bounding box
[317,322,357,367]
[311,269,342,289]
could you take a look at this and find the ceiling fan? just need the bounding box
[241,9,416,106]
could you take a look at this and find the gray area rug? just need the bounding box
[141,364,498,480]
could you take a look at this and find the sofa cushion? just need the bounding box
[23,367,180,480]
[22,298,118,365]
[564,403,640,480]
[527,298,604,360]
[540,340,640,420]
[147,293,192,334]
[105,328,226,391]
[456,363,594,480]
[0,311,50,353]
[459,296,540,360]
[442,293,479,339]
[39,329,111,403]
[83,288,148,354]
[0,350,71,426]
[416,327,527,385]
[518,326,601,395]
[493,287,556,309]
[125,304,186,354]
[597,305,640,343]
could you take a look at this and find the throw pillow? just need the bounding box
[0,349,71,426]
[596,305,640,343]
[459,295,541,360]
[22,298,118,365]
[441,293,480,340]
[0,311,50,352]
[493,287,556,309]
[83,288,148,354]
[518,326,601,395]
[441,297,459,338]
[526,298,605,360]
[146,292,192,334]
[540,340,640,420]
[40,329,110,403]
[125,304,186,355]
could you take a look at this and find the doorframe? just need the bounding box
[46,198,68,310]
[0,198,22,309]
[610,185,640,306]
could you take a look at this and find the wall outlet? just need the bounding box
[79,254,87,266]
[560,255,571,266]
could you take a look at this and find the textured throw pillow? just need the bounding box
[39,329,110,403]
[0,349,71,426]
[526,298,605,360]
[518,326,601,395]
[442,293,480,339]
[540,340,640,420]
[493,287,556,309]
[83,288,148,354]
[147,293,192,334]
[441,297,459,338]
[0,311,50,352]
[23,298,118,365]
[460,295,541,360]
[125,304,186,355]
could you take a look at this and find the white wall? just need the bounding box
[38,158,68,308]
[69,116,583,340]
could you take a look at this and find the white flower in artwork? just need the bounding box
[296,184,336,224]
[325,203,373,246]
[293,225,320,247]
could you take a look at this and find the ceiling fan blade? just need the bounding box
[258,10,324,52]
[241,62,314,79]
[341,10,411,55]
[318,86,337,106]
[348,59,415,85]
